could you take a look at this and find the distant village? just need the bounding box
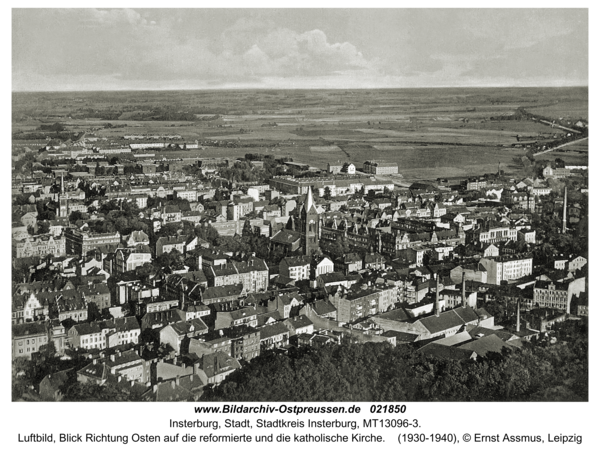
[11,132,588,401]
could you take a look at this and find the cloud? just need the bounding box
[12,9,588,90]
[13,9,378,89]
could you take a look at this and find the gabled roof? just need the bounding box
[312,299,337,316]
[418,307,480,335]
[381,330,419,343]
[199,351,241,378]
[418,343,477,361]
[227,306,258,321]
[12,321,47,337]
[285,315,313,330]
[260,321,289,339]
[145,380,194,402]
[271,229,302,245]
[318,272,348,284]
[466,325,516,342]
[281,255,311,267]
[458,334,511,357]
[202,284,244,301]
[77,362,110,381]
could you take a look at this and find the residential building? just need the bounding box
[13,322,49,359]
[279,256,311,282]
[479,255,533,285]
[65,230,121,258]
[14,234,66,259]
[363,161,398,175]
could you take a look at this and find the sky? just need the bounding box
[12,8,588,91]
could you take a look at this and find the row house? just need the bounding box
[163,272,208,304]
[54,291,87,323]
[181,210,202,223]
[68,316,141,350]
[231,258,269,293]
[104,349,149,383]
[259,321,290,350]
[317,272,360,289]
[440,288,478,310]
[334,253,363,275]
[284,315,314,337]
[279,256,311,282]
[364,252,386,270]
[174,189,198,202]
[267,293,303,319]
[65,229,121,258]
[159,319,209,355]
[189,336,232,358]
[156,235,187,257]
[140,308,184,332]
[205,262,240,287]
[115,245,153,274]
[329,286,380,324]
[12,322,49,359]
[215,306,259,330]
[450,264,488,285]
[196,351,241,385]
[14,234,66,259]
[500,190,536,212]
[479,255,533,285]
[202,284,245,305]
[392,275,418,305]
[13,292,49,324]
[471,225,518,244]
[555,255,587,272]
[161,205,182,224]
[224,325,261,362]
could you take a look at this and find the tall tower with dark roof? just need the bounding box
[298,186,320,256]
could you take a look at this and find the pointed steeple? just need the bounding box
[306,185,314,211]
[303,185,318,215]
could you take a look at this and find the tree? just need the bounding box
[242,220,253,238]
[195,223,219,245]
[37,221,50,235]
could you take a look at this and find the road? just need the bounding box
[532,136,588,157]
[536,119,582,135]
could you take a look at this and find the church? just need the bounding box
[285,185,321,256]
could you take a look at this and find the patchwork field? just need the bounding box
[13,87,587,181]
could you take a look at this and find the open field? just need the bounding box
[13,87,587,180]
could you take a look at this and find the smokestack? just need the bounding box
[516,300,521,332]
[461,272,466,308]
[435,274,440,317]
[562,186,568,234]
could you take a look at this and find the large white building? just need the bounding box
[479,256,533,285]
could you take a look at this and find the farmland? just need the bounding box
[12,87,587,181]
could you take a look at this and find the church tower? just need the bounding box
[299,186,320,256]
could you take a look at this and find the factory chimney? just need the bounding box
[562,186,568,234]
[461,272,467,308]
[435,274,440,317]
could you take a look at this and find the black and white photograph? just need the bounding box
[8,4,593,450]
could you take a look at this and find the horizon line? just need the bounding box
[12,85,590,94]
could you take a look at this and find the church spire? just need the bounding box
[306,185,314,212]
